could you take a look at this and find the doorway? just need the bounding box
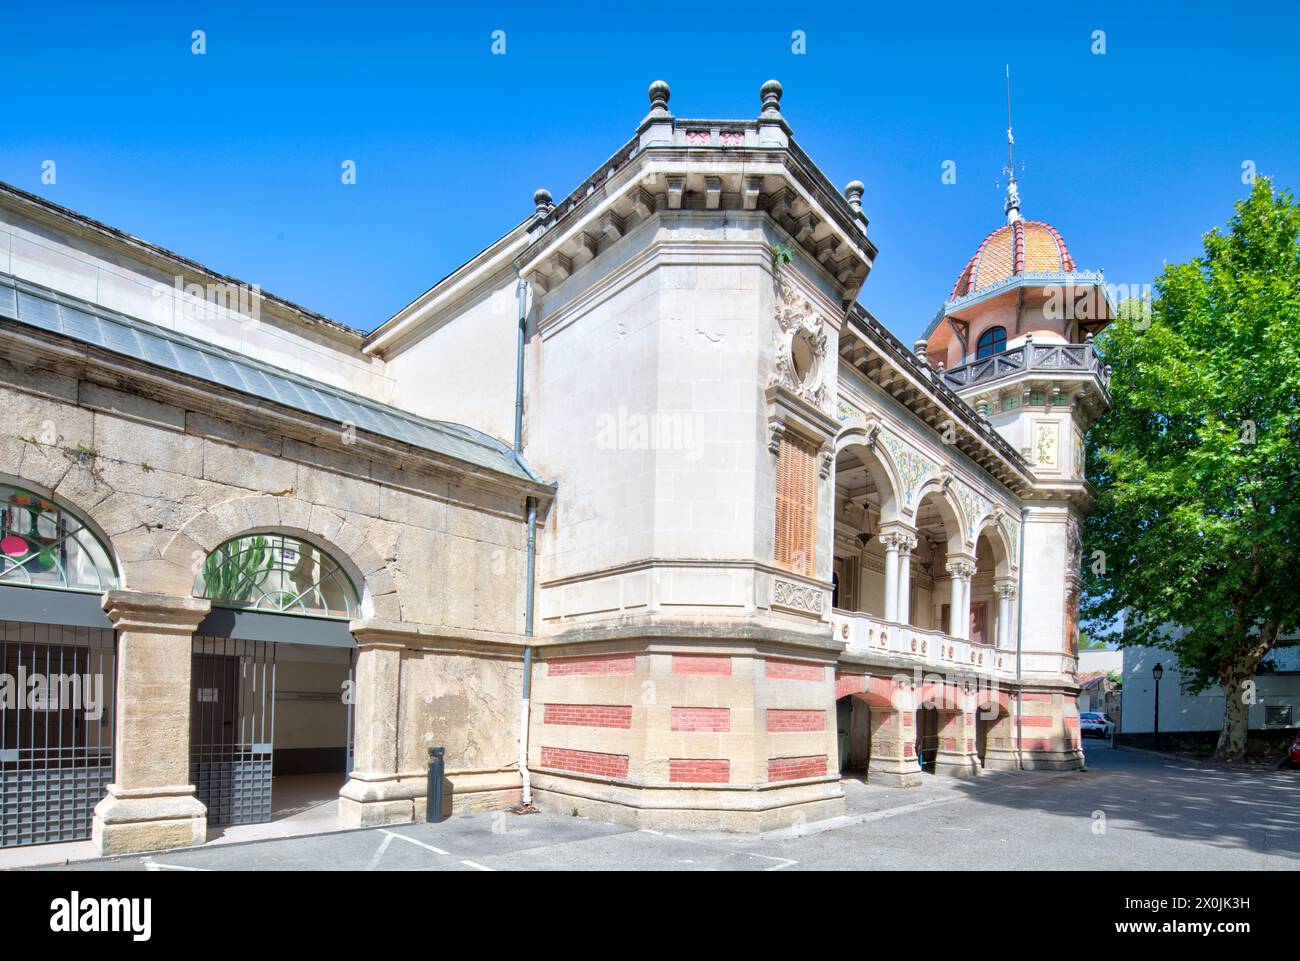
[190,636,353,828]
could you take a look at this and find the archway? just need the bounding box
[0,481,119,848]
[831,442,899,619]
[975,689,1018,770]
[972,517,1016,649]
[191,533,360,833]
[913,487,964,637]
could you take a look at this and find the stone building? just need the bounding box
[0,80,1110,853]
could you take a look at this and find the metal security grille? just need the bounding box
[190,636,275,826]
[0,621,115,847]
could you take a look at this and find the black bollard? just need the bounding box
[426,746,446,823]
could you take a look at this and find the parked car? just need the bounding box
[1079,712,1115,739]
[1290,732,1300,768]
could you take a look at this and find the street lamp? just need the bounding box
[1152,662,1164,751]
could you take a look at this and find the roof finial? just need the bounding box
[1004,64,1022,224]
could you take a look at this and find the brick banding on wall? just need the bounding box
[1018,715,1052,727]
[670,707,731,732]
[766,658,823,682]
[768,755,828,781]
[668,759,730,783]
[766,708,826,732]
[671,654,732,676]
[542,704,633,729]
[539,747,630,779]
[546,653,636,676]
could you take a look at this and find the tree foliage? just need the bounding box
[1082,178,1300,759]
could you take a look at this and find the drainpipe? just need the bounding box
[518,495,537,805]
[1014,506,1029,769]
[514,275,527,451]
[514,272,536,806]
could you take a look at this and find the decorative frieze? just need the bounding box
[772,576,825,614]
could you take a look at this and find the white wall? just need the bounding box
[0,198,394,402]
[1122,645,1299,733]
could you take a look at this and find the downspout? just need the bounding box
[514,272,536,806]
[1014,506,1029,769]
[519,495,536,805]
[514,276,527,451]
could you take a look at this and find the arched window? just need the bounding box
[976,326,1007,359]
[0,483,117,592]
[196,534,359,620]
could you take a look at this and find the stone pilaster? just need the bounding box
[339,623,412,827]
[92,590,211,856]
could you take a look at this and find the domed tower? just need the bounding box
[918,177,1114,483]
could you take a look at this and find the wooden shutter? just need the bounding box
[774,432,817,575]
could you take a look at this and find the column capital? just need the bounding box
[945,560,976,580]
[878,522,918,553]
[102,590,210,633]
[994,578,1018,599]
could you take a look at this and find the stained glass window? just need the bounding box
[0,484,118,593]
[195,534,359,620]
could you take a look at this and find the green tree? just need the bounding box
[1083,178,1300,761]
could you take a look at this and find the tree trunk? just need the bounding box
[1214,669,1251,762]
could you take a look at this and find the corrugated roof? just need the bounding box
[0,274,545,486]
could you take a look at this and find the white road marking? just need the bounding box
[637,828,800,871]
[381,829,449,856]
[364,831,396,870]
[143,858,207,871]
[459,859,493,871]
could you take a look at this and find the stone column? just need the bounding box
[895,533,917,626]
[946,560,975,639]
[994,579,1017,649]
[339,624,412,827]
[93,590,211,856]
[882,536,900,623]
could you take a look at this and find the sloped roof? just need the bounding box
[0,273,545,486]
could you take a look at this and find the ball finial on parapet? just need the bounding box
[845,180,865,214]
[533,188,553,217]
[648,80,671,114]
[760,79,783,116]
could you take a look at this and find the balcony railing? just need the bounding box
[941,340,1110,393]
[831,609,1015,680]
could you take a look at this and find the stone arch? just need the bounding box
[834,428,901,524]
[910,480,965,556]
[973,512,1016,577]
[157,494,387,614]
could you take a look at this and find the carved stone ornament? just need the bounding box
[770,283,828,410]
[773,577,825,614]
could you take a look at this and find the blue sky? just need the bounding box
[4,2,1298,342]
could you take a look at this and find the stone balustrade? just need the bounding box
[831,608,1016,682]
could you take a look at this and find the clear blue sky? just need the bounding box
[4,2,1298,343]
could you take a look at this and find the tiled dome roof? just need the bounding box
[948,220,1076,300]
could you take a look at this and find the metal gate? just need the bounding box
[0,621,115,847]
[190,636,275,826]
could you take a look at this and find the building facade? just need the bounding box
[0,80,1110,853]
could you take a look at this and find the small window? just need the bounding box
[976,326,1007,359]
[1264,705,1293,728]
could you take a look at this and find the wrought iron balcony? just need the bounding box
[941,340,1110,393]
